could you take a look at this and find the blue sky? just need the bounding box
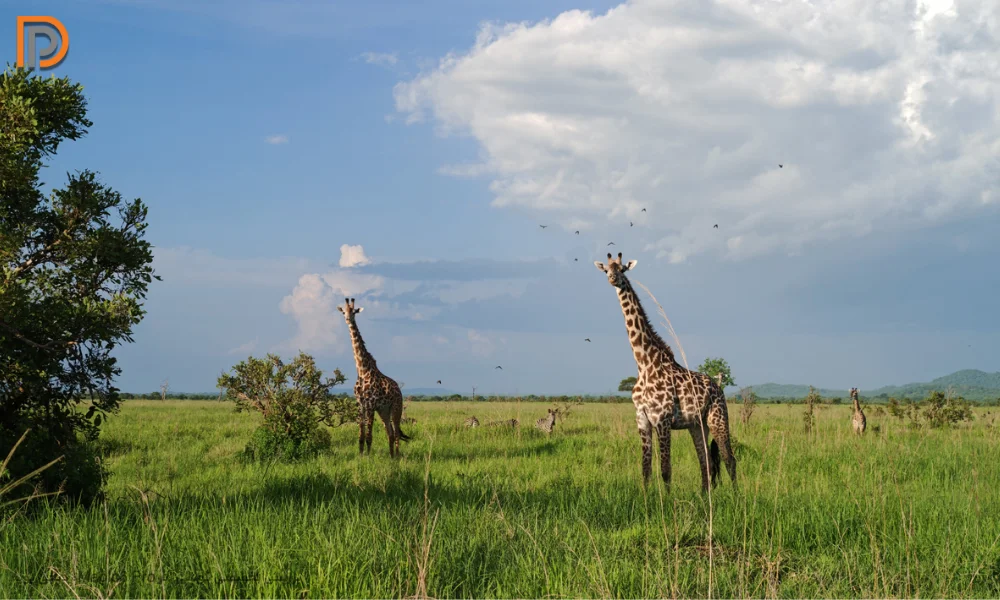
[9,0,999,395]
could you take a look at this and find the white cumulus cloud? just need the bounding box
[339,244,372,268]
[277,274,341,354]
[394,0,1000,262]
[264,134,289,145]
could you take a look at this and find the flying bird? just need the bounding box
[778,164,783,168]
[539,225,548,229]
[584,338,591,342]
[436,380,442,384]
[495,365,503,370]
[641,208,647,212]
[574,230,580,235]
[630,221,633,227]
[714,224,718,229]
[574,258,578,261]
[607,242,615,246]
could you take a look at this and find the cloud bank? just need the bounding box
[276,244,540,355]
[394,0,1000,262]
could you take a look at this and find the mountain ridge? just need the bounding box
[745,369,1000,401]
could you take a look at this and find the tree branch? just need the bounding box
[0,317,77,351]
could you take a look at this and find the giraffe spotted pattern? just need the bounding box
[338,298,410,458]
[595,252,737,491]
[535,409,557,434]
[851,387,867,435]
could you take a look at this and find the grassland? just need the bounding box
[2,400,999,598]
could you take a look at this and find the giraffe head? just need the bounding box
[850,387,859,401]
[336,297,364,323]
[594,252,637,288]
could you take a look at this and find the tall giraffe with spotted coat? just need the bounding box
[595,252,737,491]
[851,387,867,435]
[337,298,410,457]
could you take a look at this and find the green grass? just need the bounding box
[2,400,999,598]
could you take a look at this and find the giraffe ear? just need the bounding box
[624,259,638,271]
[355,307,364,314]
[594,261,607,272]
[336,306,344,313]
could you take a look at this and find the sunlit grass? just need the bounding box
[1,400,998,598]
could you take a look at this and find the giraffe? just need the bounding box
[535,408,557,434]
[851,387,867,435]
[337,298,410,457]
[594,252,737,491]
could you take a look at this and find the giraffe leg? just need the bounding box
[358,408,367,455]
[656,418,672,490]
[365,408,375,454]
[636,410,653,485]
[378,408,395,458]
[707,405,738,487]
[391,401,404,457]
[689,423,711,493]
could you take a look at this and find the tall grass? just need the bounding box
[0,401,998,597]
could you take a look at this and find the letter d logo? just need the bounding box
[16,16,69,69]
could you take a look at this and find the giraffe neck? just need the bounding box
[853,396,861,411]
[615,277,678,372]
[347,319,377,376]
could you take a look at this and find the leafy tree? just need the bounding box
[697,357,735,388]
[618,376,637,392]
[1,66,156,505]
[217,353,354,461]
[921,390,974,429]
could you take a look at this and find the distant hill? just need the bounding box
[746,369,1000,402]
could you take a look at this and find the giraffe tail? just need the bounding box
[709,439,721,486]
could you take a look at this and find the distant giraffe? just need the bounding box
[535,408,557,433]
[851,387,867,435]
[337,298,410,457]
[595,252,736,491]
[464,416,480,428]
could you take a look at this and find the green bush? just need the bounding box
[218,352,351,463]
[921,391,974,429]
[242,420,332,463]
[0,426,106,507]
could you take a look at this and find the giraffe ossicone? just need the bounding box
[594,251,737,491]
[338,297,410,457]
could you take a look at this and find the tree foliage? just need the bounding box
[618,376,637,392]
[697,357,736,388]
[1,66,157,505]
[217,353,354,461]
[921,390,974,429]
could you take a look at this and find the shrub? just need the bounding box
[921,390,974,429]
[218,353,353,462]
[242,422,332,463]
